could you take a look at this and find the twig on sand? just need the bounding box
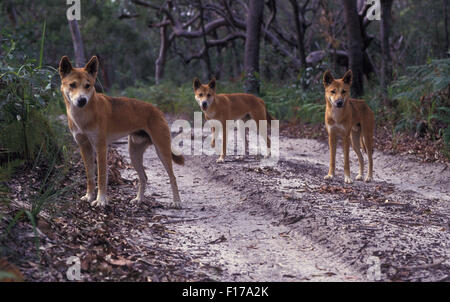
[162,215,218,224]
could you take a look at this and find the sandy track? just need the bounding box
[115,131,449,282]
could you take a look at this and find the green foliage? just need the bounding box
[118,81,198,115]
[262,81,324,123]
[0,35,73,258]
[0,40,61,164]
[391,58,450,154]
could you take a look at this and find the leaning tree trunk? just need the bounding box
[68,20,86,67]
[6,0,18,26]
[380,0,394,94]
[244,0,264,95]
[444,0,449,56]
[342,0,365,97]
[155,23,169,85]
[289,0,307,69]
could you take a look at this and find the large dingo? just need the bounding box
[59,56,184,208]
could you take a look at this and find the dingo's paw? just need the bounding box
[216,157,225,163]
[81,193,95,203]
[364,176,373,182]
[91,195,107,207]
[169,201,181,209]
[355,174,363,181]
[324,174,334,180]
[344,176,353,184]
[131,196,143,204]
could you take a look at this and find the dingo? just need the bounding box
[59,56,184,208]
[193,77,273,163]
[323,70,375,183]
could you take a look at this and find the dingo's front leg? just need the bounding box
[211,127,216,148]
[343,134,353,184]
[216,120,226,163]
[91,139,108,207]
[324,132,336,180]
[76,134,96,203]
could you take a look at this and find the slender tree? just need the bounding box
[444,0,449,56]
[68,20,86,67]
[380,0,394,94]
[244,0,264,95]
[342,0,365,97]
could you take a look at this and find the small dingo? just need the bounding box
[323,70,375,183]
[193,77,273,163]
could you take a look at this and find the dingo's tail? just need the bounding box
[172,152,185,165]
[266,109,275,125]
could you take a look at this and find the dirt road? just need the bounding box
[115,127,450,282]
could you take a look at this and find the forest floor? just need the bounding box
[1,116,449,281]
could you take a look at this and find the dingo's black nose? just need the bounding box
[336,100,343,108]
[202,101,208,109]
[78,98,87,107]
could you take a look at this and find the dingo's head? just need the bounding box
[59,56,98,108]
[193,77,216,111]
[323,70,352,109]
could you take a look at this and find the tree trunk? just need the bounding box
[380,0,394,94]
[97,55,111,91]
[244,0,264,95]
[155,23,169,85]
[444,0,449,56]
[231,39,242,79]
[6,0,18,26]
[198,0,213,79]
[289,0,307,69]
[68,20,86,67]
[342,0,365,97]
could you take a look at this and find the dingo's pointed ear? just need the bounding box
[193,78,201,90]
[208,77,216,90]
[343,70,353,85]
[323,70,334,87]
[59,56,73,79]
[85,56,99,78]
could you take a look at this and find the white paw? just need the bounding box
[364,176,373,182]
[355,174,363,181]
[131,196,142,204]
[81,193,95,202]
[169,202,181,209]
[324,174,334,180]
[344,176,353,184]
[216,157,225,163]
[91,195,107,207]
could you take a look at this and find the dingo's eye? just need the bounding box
[207,94,211,98]
[342,90,346,94]
[85,84,91,89]
[70,82,77,88]
[331,90,336,94]
[199,93,203,97]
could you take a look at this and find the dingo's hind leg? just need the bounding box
[147,124,182,209]
[129,132,152,203]
[351,126,364,181]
